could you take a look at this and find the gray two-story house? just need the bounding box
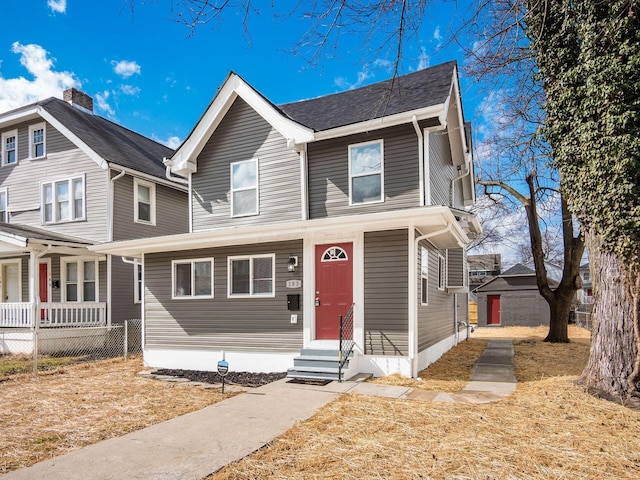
[0,88,188,353]
[94,61,480,379]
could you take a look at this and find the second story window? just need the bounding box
[42,175,85,224]
[230,159,258,217]
[29,123,46,159]
[0,188,8,223]
[2,130,17,166]
[349,139,384,205]
[134,178,156,224]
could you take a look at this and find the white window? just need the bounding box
[230,159,258,217]
[172,258,214,299]
[29,123,46,159]
[421,247,429,305]
[41,175,85,223]
[349,139,384,205]
[438,254,446,291]
[61,258,99,302]
[0,188,8,223]
[134,178,156,224]
[228,254,274,297]
[2,130,17,166]
[134,262,143,304]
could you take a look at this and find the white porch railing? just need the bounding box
[0,302,107,328]
[0,303,33,327]
[40,302,107,327]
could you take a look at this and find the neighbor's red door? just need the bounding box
[487,295,501,325]
[315,243,353,340]
[39,263,48,320]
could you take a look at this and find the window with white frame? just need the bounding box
[438,254,446,291]
[2,130,17,166]
[0,188,8,223]
[134,178,156,224]
[228,254,274,297]
[134,262,143,304]
[421,247,429,305]
[62,258,99,302]
[349,139,384,205]
[42,175,85,223]
[230,159,258,217]
[172,258,213,299]
[29,123,46,159]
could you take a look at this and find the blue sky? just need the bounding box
[0,1,484,148]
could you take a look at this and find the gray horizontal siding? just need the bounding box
[112,172,189,241]
[428,129,457,207]
[144,241,303,352]
[417,238,455,352]
[191,98,302,231]
[363,229,409,356]
[1,121,109,242]
[308,125,420,219]
[447,248,465,287]
[110,257,140,324]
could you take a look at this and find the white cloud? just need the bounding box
[112,60,141,78]
[334,59,393,91]
[153,134,182,149]
[433,26,442,42]
[95,90,115,116]
[47,0,66,13]
[417,47,429,70]
[120,84,141,96]
[0,42,79,112]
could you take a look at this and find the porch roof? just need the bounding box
[89,206,482,258]
[0,223,94,255]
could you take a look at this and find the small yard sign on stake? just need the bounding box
[217,360,229,393]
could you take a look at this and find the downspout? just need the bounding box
[108,170,126,242]
[450,153,472,207]
[299,145,309,220]
[162,158,189,185]
[412,116,425,207]
[409,223,454,378]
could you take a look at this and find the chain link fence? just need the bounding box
[574,304,593,331]
[0,319,141,375]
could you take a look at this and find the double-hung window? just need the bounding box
[62,258,98,302]
[2,130,17,166]
[230,159,258,217]
[42,175,85,223]
[421,247,429,305]
[29,123,46,159]
[134,178,156,224]
[0,188,8,223]
[349,139,384,205]
[228,254,274,297]
[438,254,446,291]
[172,258,214,299]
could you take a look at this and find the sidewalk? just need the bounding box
[2,340,516,480]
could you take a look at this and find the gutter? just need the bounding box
[162,158,189,185]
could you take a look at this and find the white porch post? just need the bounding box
[29,250,39,329]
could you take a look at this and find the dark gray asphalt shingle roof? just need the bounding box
[502,264,535,276]
[0,222,93,245]
[38,98,173,179]
[279,61,457,132]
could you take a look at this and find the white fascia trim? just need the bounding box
[109,165,188,192]
[313,104,446,142]
[0,232,28,248]
[37,108,109,170]
[170,74,314,177]
[90,206,471,257]
[0,107,40,128]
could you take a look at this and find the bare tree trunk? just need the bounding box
[545,292,573,343]
[578,233,640,403]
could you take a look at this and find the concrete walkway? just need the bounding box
[2,340,516,480]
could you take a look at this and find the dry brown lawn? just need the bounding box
[212,325,640,480]
[0,356,234,474]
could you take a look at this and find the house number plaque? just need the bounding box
[285,279,302,289]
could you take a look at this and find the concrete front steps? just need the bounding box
[286,349,356,382]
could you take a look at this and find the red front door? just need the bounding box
[487,295,501,325]
[315,243,353,340]
[39,263,49,320]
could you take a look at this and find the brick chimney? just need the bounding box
[63,88,94,113]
